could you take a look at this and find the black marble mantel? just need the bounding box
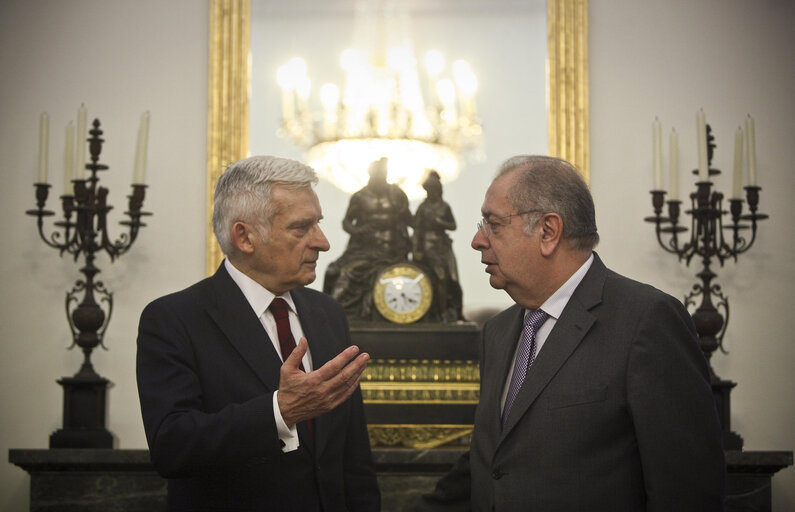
[8,449,164,512]
[8,448,793,511]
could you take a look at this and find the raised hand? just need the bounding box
[277,338,370,427]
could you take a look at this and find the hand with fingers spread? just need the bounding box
[277,337,370,427]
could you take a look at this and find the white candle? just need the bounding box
[133,111,150,184]
[64,122,75,193]
[732,127,743,199]
[669,129,679,200]
[652,117,663,190]
[133,125,142,183]
[745,114,757,186]
[75,104,87,177]
[38,112,50,183]
[696,109,708,181]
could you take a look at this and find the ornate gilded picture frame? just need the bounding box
[205,0,588,273]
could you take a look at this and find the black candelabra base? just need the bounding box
[49,374,114,449]
[712,377,744,451]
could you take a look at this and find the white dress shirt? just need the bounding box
[500,253,594,411]
[224,259,314,452]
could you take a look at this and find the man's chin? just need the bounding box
[301,271,317,286]
[488,274,506,290]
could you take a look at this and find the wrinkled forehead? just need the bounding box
[271,185,321,213]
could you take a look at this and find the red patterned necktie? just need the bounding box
[269,298,303,370]
[269,297,313,440]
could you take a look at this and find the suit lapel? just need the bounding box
[292,288,337,458]
[483,305,525,428]
[204,264,283,391]
[498,254,607,442]
[293,289,337,371]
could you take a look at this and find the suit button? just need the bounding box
[492,470,503,480]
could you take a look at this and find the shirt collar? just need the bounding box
[534,252,594,320]
[224,259,296,318]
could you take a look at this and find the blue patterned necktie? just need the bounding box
[502,309,550,426]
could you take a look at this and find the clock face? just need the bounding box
[383,276,423,313]
[373,264,433,323]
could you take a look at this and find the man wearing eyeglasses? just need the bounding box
[416,155,725,511]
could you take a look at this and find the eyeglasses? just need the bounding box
[477,210,545,237]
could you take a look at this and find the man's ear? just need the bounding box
[538,213,563,256]
[231,221,256,255]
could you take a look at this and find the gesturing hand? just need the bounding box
[276,338,370,427]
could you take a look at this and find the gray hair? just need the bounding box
[496,155,599,251]
[212,155,318,255]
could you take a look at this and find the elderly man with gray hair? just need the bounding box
[137,155,380,511]
[416,155,725,511]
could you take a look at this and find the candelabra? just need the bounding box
[645,124,767,450]
[26,118,150,448]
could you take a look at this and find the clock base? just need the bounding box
[352,323,480,449]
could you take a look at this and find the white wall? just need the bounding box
[589,1,795,508]
[1,0,792,510]
[0,0,209,509]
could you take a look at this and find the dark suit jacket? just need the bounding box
[137,263,380,512]
[419,253,725,511]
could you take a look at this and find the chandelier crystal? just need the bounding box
[276,3,482,200]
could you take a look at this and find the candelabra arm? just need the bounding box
[111,184,150,258]
[732,186,767,256]
[645,191,679,254]
[738,222,760,255]
[95,186,126,261]
[655,225,676,255]
[25,184,80,253]
[36,213,67,251]
[663,200,693,259]
[645,192,693,260]
[721,198,747,260]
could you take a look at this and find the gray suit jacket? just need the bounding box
[419,253,725,511]
[137,263,380,511]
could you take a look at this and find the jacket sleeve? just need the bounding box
[626,294,726,511]
[136,297,284,478]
